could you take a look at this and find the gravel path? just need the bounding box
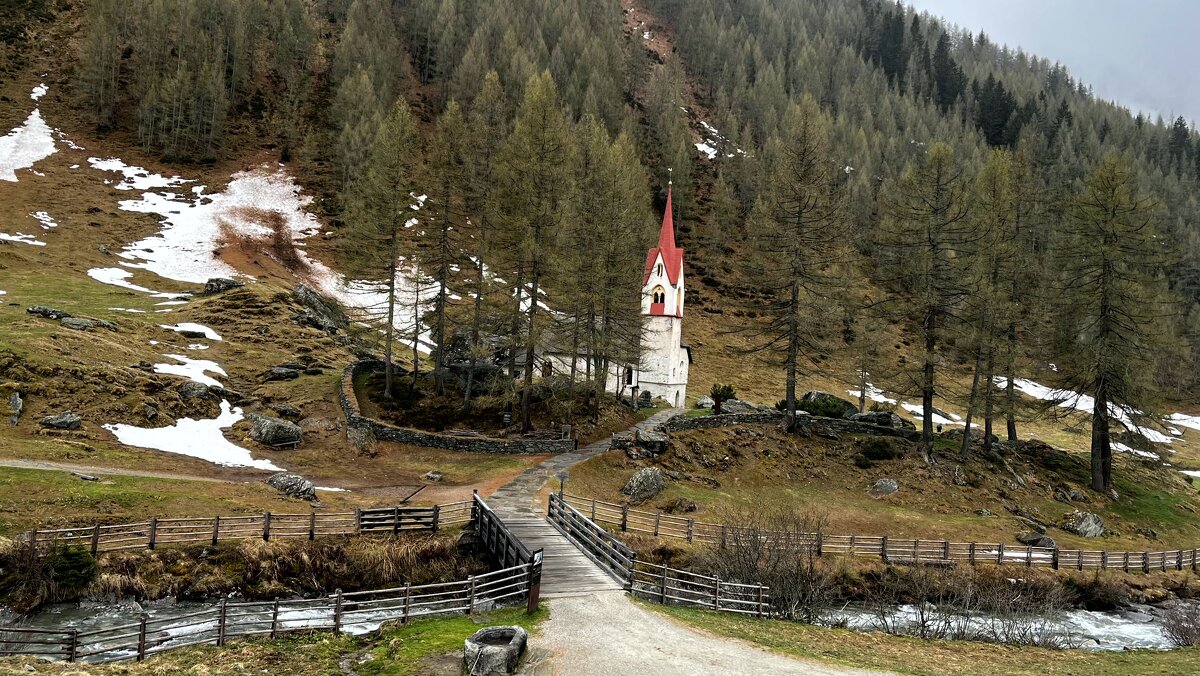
[520,592,886,675]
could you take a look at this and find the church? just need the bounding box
[636,182,691,407]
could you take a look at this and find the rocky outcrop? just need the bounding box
[266,472,316,500]
[622,467,665,504]
[635,428,669,456]
[423,470,444,482]
[40,411,81,430]
[8,391,22,425]
[1061,510,1105,537]
[801,391,859,418]
[249,414,303,447]
[850,411,915,430]
[177,382,213,400]
[292,284,349,334]
[261,367,301,382]
[869,478,899,497]
[1017,531,1057,548]
[203,278,245,294]
[696,396,714,409]
[26,306,71,320]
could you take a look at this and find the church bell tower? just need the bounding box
[639,180,690,407]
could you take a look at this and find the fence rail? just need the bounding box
[17,502,473,557]
[0,563,535,664]
[563,493,1200,573]
[547,494,771,617]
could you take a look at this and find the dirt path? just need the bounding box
[521,592,885,675]
[0,457,265,483]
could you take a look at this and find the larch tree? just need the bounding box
[878,142,974,462]
[1053,155,1172,492]
[343,98,419,399]
[494,71,574,432]
[740,97,847,432]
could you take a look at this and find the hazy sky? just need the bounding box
[908,0,1200,123]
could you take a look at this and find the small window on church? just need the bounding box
[657,263,663,277]
[625,368,633,385]
[651,286,665,305]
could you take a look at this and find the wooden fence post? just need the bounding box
[91,524,101,556]
[942,540,949,560]
[309,512,316,541]
[432,505,441,532]
[354,508,362,535]
[217,599,228,646]
[621,505,629,532]
[333,590,344,633]
[1101,550,1108,569]
[713,575,721,610]
[720,525,728,550]
[263,512,272,542]
[1025,546,1033,567]
[527,552,543,614]
[660,568,668,604]
[913,539,920,562]
[30,529,37,552]
[686,518,694,543]
[996,542,1004,565]
[653,512,660,537]
[1052,548,1060,570]
[212,516,220,547]
[880,535,888,562]
[468,576,477,614]
[136,615,148,661]
[756,586,765,619]
[148,518,158,550]
[969,542,976,565]
[626,552,637,592]
[849,534,856,555]
[1122,552,1130,573]
[393,506,401,534]
[403,583,412,623]
[67,628,79,663]
[816,532,824,557]
[591,498,597,521]
[271,600,280,639]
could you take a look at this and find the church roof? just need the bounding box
[643,183,684,286]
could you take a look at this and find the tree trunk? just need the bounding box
[982,347,996,454]
[463,257,485,415]
[785,282,800,431]
[384,234,397,399]
[566,311,581,426]
[1090,382,1112,491]
[412,270,420,391]
[857,363,868,414]
[960,346,983,461]
[920,309,936,463]
[434,209,450,397]
[507,263,524,380]
[1005,323,1018,441]
[521,260,541,433]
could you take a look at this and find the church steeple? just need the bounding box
[643,181,684,289]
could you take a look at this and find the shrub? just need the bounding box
[853,454,874,469]
[869,401,897,413]
[861,438,898,461]
[0,539,98,612]
[710,383,736,414]
[1068,572,1129,611]
[803,397,849,419]
[1163,603,1200,647]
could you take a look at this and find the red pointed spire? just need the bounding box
[643,179,684,291]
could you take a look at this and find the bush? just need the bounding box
[710,383,736,414]
[869,401,897,413]
[1068,572,1129,611]
[1163,603,1200,647]
[0,539,98,613]
[853,454,874,469]
[861,438,899,461]
[803,397,849,419]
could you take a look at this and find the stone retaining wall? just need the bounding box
[339,362,576,454]
[657,410,919,441]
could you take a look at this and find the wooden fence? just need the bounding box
[17,502,473,556]
[0,562,535,664]
[563,493,1200,574]
[547,493,771,617]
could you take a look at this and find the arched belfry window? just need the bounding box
[651,286,666,305]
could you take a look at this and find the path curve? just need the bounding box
[488,408,681,515]
[520,592,886,675]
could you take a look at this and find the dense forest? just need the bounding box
[68,0,1200,491]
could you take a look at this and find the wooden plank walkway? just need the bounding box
[499,513,625,597]
[489,408,682,597]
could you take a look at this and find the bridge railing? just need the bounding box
[471,492,542,612]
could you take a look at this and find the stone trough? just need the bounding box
[463,625,527,676]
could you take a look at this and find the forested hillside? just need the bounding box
[29,0,1200,491]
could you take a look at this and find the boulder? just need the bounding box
[177,382,213,400]
[271,403,301,419]
[9,392,22,424]
[720,399,757,414]
[59,317,95,331]
[1136,527,1160,540]
[208,386,248,404]
[635,428,669,456]
[1016,532,1057,549]
[800,391,858,418]
[423,470,444,483]
[696,396,714,409]
[869,478,899,497]
[622,467,665,504]
[266,473,316,501]
[849,411,916,430]
[293,284,349,334]
[1068,488,1090,503]
[249,414,303,447]
[40,411,81,430]
[261,367,301,382]
[662,497,697,514]
[1061,510,1105,538]
[27,306,71,320]
[203,278,244,294]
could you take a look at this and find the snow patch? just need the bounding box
[900,402,963,427]
[152,354,226,387]
[0,232,46,246]
[86,267,187,299]
[847,377,897,405]
[88,157,189,191]
[0,105,56,182]
[695,142,718,160]
[30,83,47,101]
[30,211,56,229]
[104,400,282,471]
[161,322,222,341]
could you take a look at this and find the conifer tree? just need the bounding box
[1053,155,1172,491]
[344,98,419,399]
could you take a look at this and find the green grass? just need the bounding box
[649,603,1200,676]
[685,407,713,418]
[3,606,549,675]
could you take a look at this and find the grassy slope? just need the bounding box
[649,603,1200,676]
[567,424,1200,552]
[0,606,548,675]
